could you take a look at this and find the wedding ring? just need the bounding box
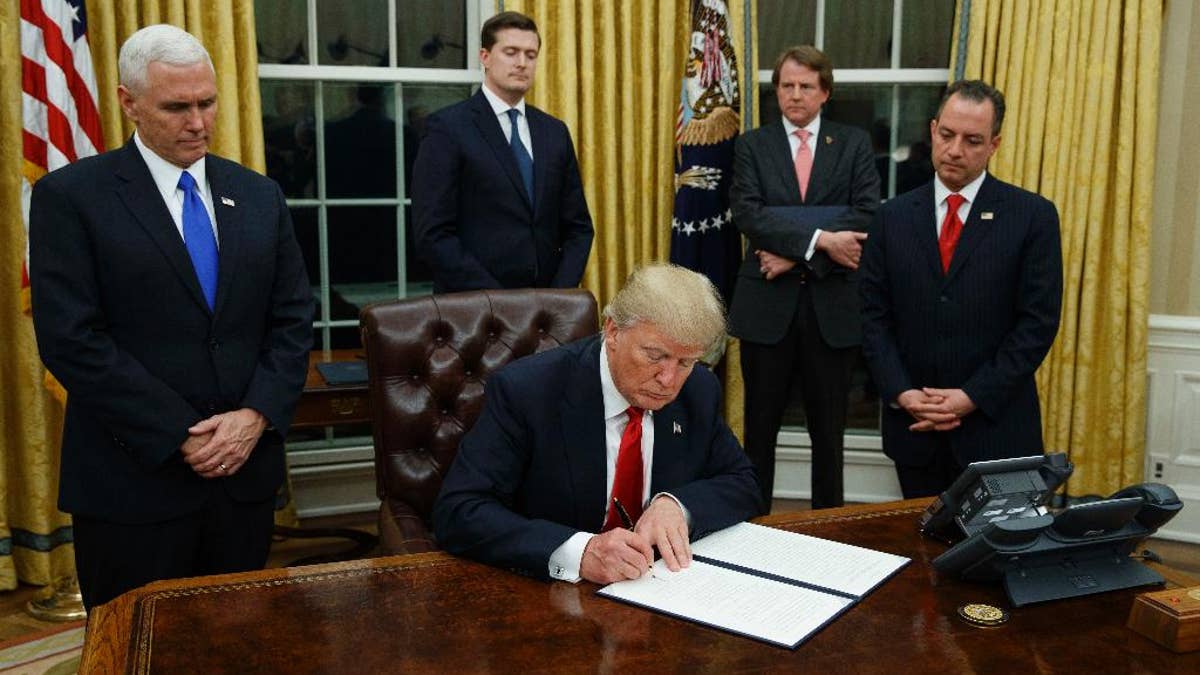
[218,463,228,472]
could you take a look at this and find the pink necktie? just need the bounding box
[794,128,813,201]
[939,193,966,273]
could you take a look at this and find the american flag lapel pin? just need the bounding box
[220,196,235,207]
[981,211,994,220]
[673,421,682,435]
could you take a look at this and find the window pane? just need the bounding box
[324,83,398,198]
[825,84,891,194]
[262,80,316,198]
[290,206,320,295]
[824,1,893,69]
[397,0,468,68]
[902,0,955,68]
[403,204,434,296]
[327,206,399,321]
[317,0,390,66]
[756,0,816,70]
[254,0,308,64]
[895,85,943,195]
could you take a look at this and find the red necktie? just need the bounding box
[602,407,645,532]
[938,193,966,273]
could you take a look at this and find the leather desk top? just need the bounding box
[81,499,1199,673]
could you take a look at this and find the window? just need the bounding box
[255,0,486,454]
[754,0,956,436]
[255,0,485,352]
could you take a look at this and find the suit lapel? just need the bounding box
[765,122,802,203]
[114,142,212,315]
[648,401,687,495]
[805,121,840,204]
[944,174,1003,285]
[471,91,533,211]
[559,340,608,531]
[206,156,242,317]
[528,106,548,218]
[911,182,942,278]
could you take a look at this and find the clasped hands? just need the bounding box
[179,408,268,478]
[580,496,690,584]
[756,230,868,280]
[897,388,976,432]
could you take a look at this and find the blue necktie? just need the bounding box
[178,171,218,310]
[506,108,534,205]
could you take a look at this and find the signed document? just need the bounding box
[597,522,909,649]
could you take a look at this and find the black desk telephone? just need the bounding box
[919,454,1184,606]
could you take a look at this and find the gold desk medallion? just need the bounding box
[958,603,1009,627]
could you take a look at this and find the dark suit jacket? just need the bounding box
[728,118,880,348]
[859,174,1063,467]
[431,335,762,578]
[30,142,314,524]
[412,90,594,293]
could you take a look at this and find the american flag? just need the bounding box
[20,0,104,313]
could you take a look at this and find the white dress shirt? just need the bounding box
[547,342,690,582]
[133,131,219,246]
[780,114,824,261]
[480,82,534,161]
[933,170,987,236]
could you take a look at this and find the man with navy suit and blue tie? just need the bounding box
[412,11,594,294]
[30,24,312,609]
[860,80,1063,498]
[433,265,761,584]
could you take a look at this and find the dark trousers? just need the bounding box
[741,288,854,510]
[73,484,274,611]
[894,436,966,498]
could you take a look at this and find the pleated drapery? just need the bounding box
[951,0,1162,496]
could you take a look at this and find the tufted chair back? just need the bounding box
[360,288,599,555]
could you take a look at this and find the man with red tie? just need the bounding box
[433,264,762,583]
[860,80,1063,498]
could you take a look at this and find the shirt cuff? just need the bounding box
[804,229,823,262]
[651,492,692,530]
[549,531,593,583]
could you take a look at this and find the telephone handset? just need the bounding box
[932,482,1183,606]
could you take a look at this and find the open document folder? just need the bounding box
[596,522,910,649]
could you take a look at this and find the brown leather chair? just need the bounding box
[360,289,599,555]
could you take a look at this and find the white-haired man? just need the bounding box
[433,264,762,584]
[30,24,312,609]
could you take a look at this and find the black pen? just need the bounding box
[612,497,660,579]
[612,497,635,530]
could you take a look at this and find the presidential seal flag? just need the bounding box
[20,0,105,314]
[669,0,741,302]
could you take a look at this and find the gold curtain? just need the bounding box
[503,0,751,434]
[0,0,281,591]
[86,0,265,168]
[0,0,76,593]
[951,0,1161,496]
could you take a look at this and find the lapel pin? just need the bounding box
[220,196,235,206]
[673,421,682,435]
[824,135,833,145]
[981,212,994,220]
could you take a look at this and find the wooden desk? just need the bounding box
[81,500,1199,673]
[292,349,371,428]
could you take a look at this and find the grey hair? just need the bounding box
[118,24,214,93]
[603,263,727,352]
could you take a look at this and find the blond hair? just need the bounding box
[603,264,726,351]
